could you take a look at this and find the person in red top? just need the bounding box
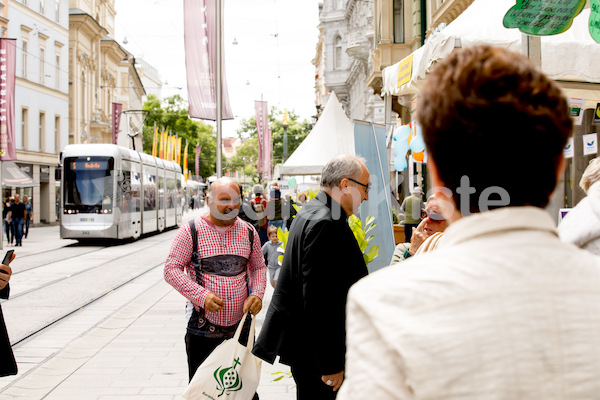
[164,178,267,387]
[251,184,269,245]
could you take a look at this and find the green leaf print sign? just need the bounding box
[590,0,600,43]
[503,0,586,36]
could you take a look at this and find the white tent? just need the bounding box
[382,0,600,99]
[279,92,354,176]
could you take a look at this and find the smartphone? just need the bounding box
[2,249,14,266]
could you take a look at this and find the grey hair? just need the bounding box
[320,155,366,189]
[580,157,600,193]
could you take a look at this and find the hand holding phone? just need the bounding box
[2,250,14,266]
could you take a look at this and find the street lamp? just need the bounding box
[282,109,289,162]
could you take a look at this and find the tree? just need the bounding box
[228,138,259,183]
[235,106,312,172]
[141,94,217,178]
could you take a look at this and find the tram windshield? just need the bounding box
[64,156,114,214]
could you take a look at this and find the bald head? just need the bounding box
[207,178,242,226]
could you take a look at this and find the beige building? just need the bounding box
[69,0,144,150]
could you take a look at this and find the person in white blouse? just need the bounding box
[338,45,600,400]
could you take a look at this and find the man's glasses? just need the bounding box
[421,209,445,221]
[347,178,371,194]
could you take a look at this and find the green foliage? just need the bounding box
[227,138,260,183]
[141,94,217,178]
[235,107,312,166]
[348,215,380,266]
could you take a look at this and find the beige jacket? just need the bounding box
[339,207,600,400]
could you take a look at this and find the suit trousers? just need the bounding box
[291,359,337,400]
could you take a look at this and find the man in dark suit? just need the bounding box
[1,251,17,377]
[253,155,370,399]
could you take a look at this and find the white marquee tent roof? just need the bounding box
[382,0,600,98]
[279,92,354,176]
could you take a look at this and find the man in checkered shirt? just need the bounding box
[164,178,267,384]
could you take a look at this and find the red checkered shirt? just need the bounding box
[164,216,267,327]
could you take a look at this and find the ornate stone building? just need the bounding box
[69,0,144,150]
[316,0,384,123]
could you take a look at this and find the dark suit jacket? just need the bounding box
[1,284,17,376]
[253,191,368,375]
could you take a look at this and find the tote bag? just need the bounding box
[183,313,262,400]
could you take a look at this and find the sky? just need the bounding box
[114,0,321,138]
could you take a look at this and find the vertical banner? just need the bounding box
[0,39,16,160]
[195,145,201,178]
[152,124,158,157]
[183,140,189,181]
[159,131,165,159]
[177,137,182,165]
[112,103,122,145]
[184,0,233,120]
[255,101,266,174]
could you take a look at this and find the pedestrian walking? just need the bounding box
[253,155,370,399]
[0,250,17,377]
[261,226,282,288]
[251,185,268,245]
[399,186,424,242]
[164,177,267,398]
[23,195,32,238]
[339,45,600,399]
[267,182,285,231]
[3,199,13,246]
[8,194,26,246]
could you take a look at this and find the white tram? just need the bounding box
[60,144,183,240]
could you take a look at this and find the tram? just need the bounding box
[60,144,183,240]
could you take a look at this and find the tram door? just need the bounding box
[157,160,166,232]
[130,161,142,239]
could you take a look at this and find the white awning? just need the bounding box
[382,0,600,97]
[2,161,39,187]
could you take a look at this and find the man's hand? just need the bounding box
[204,292,224,313]
[0,262,13,291]
[243,295,262,315]
[408,220,429,256]
[322,370,344,391]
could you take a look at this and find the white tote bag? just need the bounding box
[183,313,262,400]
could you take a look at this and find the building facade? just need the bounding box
[7,0,69,224]
[316,0,384,124]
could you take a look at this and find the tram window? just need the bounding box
[64,156,114,214]
[144,169,156,211]
[158,175,165,209]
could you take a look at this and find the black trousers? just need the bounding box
[185,331,259,400]
[291,359,337,400]
[404,223,418,243]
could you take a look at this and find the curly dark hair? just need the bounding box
[417,45,572,213]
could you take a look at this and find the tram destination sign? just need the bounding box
[71,160,109,170]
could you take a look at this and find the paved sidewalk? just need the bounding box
[0,214,296,399]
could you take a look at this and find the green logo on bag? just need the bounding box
[214,357,243,397]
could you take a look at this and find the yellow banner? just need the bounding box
[159,131,165,159]
[176,137,182,164]
[397,54,414,88]
[183,141,189,181]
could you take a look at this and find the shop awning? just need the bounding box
[382,0,600,97]
[2,161,38,187]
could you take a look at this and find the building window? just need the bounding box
[21,108,28,150]
[22,40,28,79]
[39,0,45,14]
[394,0,405,43]
[39,47,45,84]
[55,54,60,89]
[55,0,59,21]
[334,36,342,70]
[54,115,60,152]
[39,112,46,152]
